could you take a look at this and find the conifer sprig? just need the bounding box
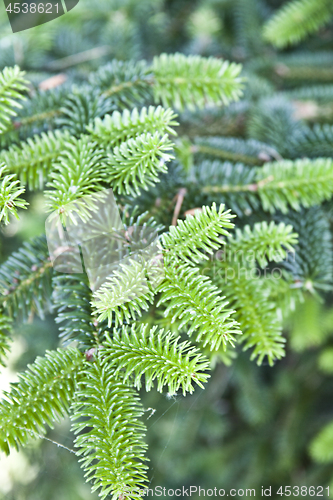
[263,0,333,48]
[107,132,174,196]
[0,164,28,225]
[0,314,12,367]
[52,274,106,348]
[71,360,149,500]
[0,129,72,190]
[92,258,155,328]
[200,158,333,213]
[158,260,241,351]
[162,202,235,263]
[222,269,286,366]
[45,137,106,220]
[152,53,244,110]
[100,324,210,395]
[257,158,333,213]
[0,236,53,321]
[0,348,84,455]
[88,106,178,147]
[228,221,298,268]
[90,59,153,108]
[0,66,28,134]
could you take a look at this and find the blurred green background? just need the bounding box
[1,0,333,499]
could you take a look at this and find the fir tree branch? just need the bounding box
[287,124,333,159]
[263,0,333,48]
[87,105,178,148]
[0,163,28,225]
[0,66,28,134]
[157,259,241,351]
[0,348,84,454]
[71,360,149,500]
[228,221,298,268]
[152,53,244,110]
[200,158,333,213]
[0,314,12,367]
[279,207,333,292]
[52,274,106,348]
[106,132,174,196]
[100,323,210,395]
[162,202,235,264]
[0,236,53,321]
[91,258,155,328]
[45,137,106,219]
[177,136,278,168]
[222,268,286,366]
[91,59,153,107]
[0,129,73,191]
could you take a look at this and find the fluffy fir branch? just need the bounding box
[0,163,27,225]
[0,348,84,454]
[87,106,178,148]
[71,360,149,500]
[228,221,298,268]
[2,61,149,144]
[92,258,155,328]
[45,137,106,219]
[0,236,53,321]
[263,0,333,48]
[100,323,210,395]
[157,259,241,351]
[106,132,174,196]
[0,129,72,190]
[162,202,235,263]
[208,252,289,366]
[0,55,244,153]
[120,206,164,241]
[217,267,286,366]
[152,53,244,110]
[1,2,333,494]
[2,107,176,198]
[0,66,28,134]
[0,55,243,195]
[0,314,12,367]
[200,158,333,213]
[190,160,260,216]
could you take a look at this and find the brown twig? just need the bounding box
[171,188,187,226]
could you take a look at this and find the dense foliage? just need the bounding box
[1,0,333,499]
